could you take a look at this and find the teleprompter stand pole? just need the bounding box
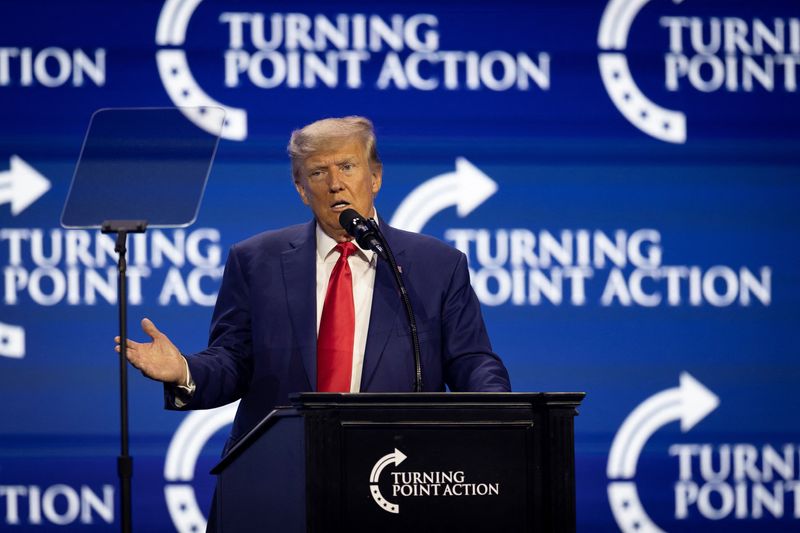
[102,219,147,533]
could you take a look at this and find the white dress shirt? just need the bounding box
[315,223,377,393]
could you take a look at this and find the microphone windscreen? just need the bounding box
[338,208,362,231]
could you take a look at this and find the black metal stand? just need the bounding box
[102,219,147,533]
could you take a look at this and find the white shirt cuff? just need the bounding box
[173,356,195,408]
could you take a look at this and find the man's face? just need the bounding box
[294,139,382,241]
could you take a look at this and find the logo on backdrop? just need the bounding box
[607,374,800,531]
[1,226,224,360]
[163,402,238,533]
[607,372,719,532]
[368,448,500,514]
[597,0,798,143]
[0,321,25,359]
[0,156,50,217]
[1,155,223,360]
[391,157,497,234]
[391,159,772,309]
[0,47,105,87]
[0,484,114,526]
[155,0,551,140]
[0,155,50,359]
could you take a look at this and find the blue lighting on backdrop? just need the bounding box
[1,1,798,530]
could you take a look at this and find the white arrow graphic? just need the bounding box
[389,157,497,233]
[369,448,407,514]
[0,155,51,216]
[0,321,25,359]
[607,372,719,479]
[607,372,719,533]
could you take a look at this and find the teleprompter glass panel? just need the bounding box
[61,107,224,229]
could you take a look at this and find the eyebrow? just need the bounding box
[334,156,358,165]
[307,156,358,170]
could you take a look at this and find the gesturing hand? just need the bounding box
[115,318,187,385]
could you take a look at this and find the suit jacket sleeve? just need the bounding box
[441,252,511,392]
[165,244,254,410]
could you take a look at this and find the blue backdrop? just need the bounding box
[1,0,798,530]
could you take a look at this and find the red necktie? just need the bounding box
[317,241,357,392]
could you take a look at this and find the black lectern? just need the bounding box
[211,392,584,533]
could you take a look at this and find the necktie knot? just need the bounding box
[335,241,357,260]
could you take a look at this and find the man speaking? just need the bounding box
[115,116,510,452]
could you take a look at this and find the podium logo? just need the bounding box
[369,448,500,514]
[369,448,407,513]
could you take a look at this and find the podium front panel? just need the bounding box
[341,422,534,532]
[214,393,582,532]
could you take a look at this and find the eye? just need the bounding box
[341,163,354,172]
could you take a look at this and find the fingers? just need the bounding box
[141,318,162,340]
[112,318,182,383]
[114,336,142,348]
[115,341,144,372]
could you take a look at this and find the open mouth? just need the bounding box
[330,200,350,210]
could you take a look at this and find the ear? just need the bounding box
[294,179,310,206]
[371,165,382,195]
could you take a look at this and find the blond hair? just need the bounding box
[287,116,382,181]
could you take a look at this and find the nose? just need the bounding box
[327,167,345,191]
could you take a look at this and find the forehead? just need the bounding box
[302,139,367,168]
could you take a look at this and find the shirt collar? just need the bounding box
[315,210,379,263]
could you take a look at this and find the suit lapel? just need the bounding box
[361,223,408,390]
[281,221,317,390]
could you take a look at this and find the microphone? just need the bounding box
[338,208,423,392]
[338,209,387,260]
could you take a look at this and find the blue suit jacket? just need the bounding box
[167,220,510,445]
